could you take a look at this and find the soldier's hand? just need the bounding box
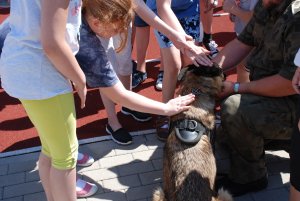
[218,80,235,99]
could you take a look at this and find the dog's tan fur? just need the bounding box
[153,66,232,201]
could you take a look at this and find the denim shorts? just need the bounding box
[134,14,149,27]
[133,0,149,27]
[155,14,200,48]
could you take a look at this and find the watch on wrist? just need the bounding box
[233,82,240,93]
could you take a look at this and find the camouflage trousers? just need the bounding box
[217,94,298,184]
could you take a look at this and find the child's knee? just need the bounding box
[52,149,78,170]
[50,140,79,170]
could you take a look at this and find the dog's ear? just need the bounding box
[178,67,189,81]
[178,65,201,81]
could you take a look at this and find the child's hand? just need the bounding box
[165,93,195,116]
[170,32,194,50]
[181,42,213,67]
[190,47,213,66]
[74,82,87,109]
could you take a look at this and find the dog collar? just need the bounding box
[171,119,209,145]
[191,88,209,97]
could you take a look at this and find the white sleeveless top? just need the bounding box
[0,0,82,100]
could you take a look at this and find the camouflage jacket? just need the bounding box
[238,0,300,81]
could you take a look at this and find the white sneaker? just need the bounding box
[76,178,98,198]
[77,152,94,167]
[203,40,219,58]
[155,71,163,91]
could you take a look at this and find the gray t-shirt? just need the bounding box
[235,0,259,34]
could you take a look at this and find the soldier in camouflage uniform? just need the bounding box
[212,0,300,196]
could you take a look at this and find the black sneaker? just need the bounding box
[121,107,152,122]
[132,70,147,88]
[215,175,268,197]
[203,40,219,58]
[106,124,132,145]
[132,60,137,72]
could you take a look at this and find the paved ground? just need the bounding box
[0,132,291,201]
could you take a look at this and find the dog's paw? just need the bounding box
[152,187,166,201]
[215,188,233,201]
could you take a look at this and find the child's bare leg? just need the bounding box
[38,153,54,201]
[50,166,76,201]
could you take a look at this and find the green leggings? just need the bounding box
[20,93,78,170]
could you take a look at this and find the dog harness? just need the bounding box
[172,63,222,145]
[170,119,211,145]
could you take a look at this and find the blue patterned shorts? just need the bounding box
[155,14,200,48]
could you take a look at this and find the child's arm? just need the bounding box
[101,82,195,116]
[156,0,186,35]
[40,0,87,108]
[134,0,212,66]
[133,0,192,50]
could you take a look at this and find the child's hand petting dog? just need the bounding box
[164,93,195,116]
[181,41,213,67]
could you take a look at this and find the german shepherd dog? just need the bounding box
[153,64,232,201]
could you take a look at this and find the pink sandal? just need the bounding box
[76,178,98,198]
[77,152,94,167]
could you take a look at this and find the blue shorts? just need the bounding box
[134,14,148,27]
[134,0,149,27]
[155,14,200,48]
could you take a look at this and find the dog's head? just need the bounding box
[177,63,225,98]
